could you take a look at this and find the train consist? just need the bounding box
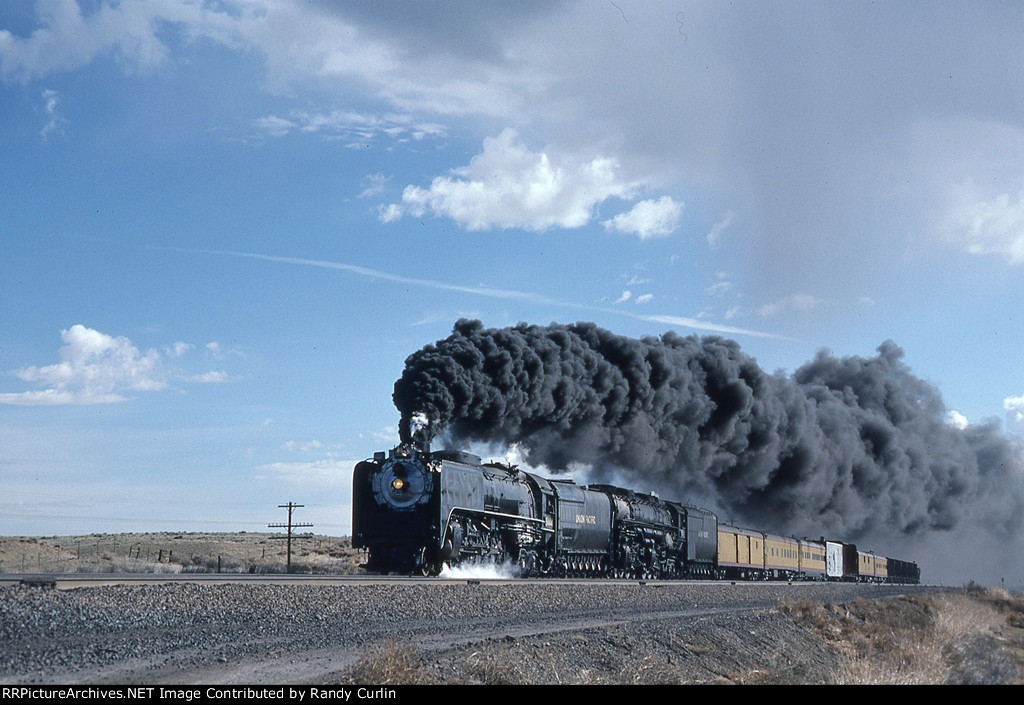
[353,443,920,583]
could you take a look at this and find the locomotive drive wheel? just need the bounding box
[416,547,441,576]
[515,551,537,578]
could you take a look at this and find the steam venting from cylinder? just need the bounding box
[394,319,1024,544]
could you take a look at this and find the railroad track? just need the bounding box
[3,572,471,589]
[2,571,928,590]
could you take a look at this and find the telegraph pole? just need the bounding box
[268,502,313,573]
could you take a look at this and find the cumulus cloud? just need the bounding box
[948,187,1024,265]
[0,325,233,405]
[0,324,164,405]
[947,410,969,430]
[603,196,684,240]
[377,203,403,223]
[382,128,636,231]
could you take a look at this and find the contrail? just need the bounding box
[161,246,783,339]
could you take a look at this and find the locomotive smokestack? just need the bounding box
[393,319,1024,546]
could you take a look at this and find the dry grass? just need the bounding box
[344,642,437,685]
[0,532,362,574]
[618,653,687,685]
[462,645,531,685]
[778,586,1024,684]
[345,587,1024,685]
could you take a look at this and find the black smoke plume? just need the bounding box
[394,320,1024,545]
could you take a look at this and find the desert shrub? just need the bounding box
[463,645,530,685]
[346,642,435,685]
[783,588,1024,684]
[618,653,685,684]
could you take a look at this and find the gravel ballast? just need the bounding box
[0,580,942,684]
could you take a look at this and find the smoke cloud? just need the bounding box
[394,320,1024,551]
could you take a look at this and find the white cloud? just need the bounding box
[164,341,194,358]
[0,0,233,82]
[254,109,445,146]
[707,273,733,297]
[0,324,163,405]
[0,326,235,405]
[603,196,684,240]
[282,440,325,452]
[613,288,654,305]
[948,187,1024,265]
[38,88,64,139]
[383,128,636,231]
[182,370,230,384]
[757,294,821,317]
[706,210,735,248]
[205,341,242,359]
[251,114,294,137]
[946,410,969,430]
[358,172,388,199]
[377,203,403,223]
[256,459,355,490]
[1004,395,1024,422]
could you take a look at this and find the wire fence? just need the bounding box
[0,534,362,575]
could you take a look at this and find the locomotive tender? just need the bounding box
[352,443,919,583]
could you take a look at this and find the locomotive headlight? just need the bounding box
[372,456,433,510]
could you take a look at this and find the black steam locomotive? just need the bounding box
[352,443,919,583]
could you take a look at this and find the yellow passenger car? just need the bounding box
[798,538,827,580]
[717,524,765,579]
[764,533,801,579]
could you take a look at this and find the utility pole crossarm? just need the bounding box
[268,502,314,573]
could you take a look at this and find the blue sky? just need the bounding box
[1,1,1023,563]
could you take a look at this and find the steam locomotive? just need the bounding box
[352,443,920,583]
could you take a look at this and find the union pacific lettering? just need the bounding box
[575,514,597,524]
